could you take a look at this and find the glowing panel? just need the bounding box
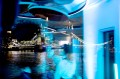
[114,64,119,79]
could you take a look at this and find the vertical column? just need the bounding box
[83,8,98,79]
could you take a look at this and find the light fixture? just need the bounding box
[66,20,74,30]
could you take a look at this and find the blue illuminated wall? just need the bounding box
[117,0,120,79]
[83,0,119,79]
[72,38,81,78]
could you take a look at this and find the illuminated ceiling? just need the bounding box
[18,0,87,31]
[19,0,86,15]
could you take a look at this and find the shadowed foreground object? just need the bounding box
[63,44,72,54]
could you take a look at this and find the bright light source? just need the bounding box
[66,36,72,43]
[114,64,119,79]
[59,41,69,45]
[46,17,48,21]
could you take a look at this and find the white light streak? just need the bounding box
[114,64,119,79]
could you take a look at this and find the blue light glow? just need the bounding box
[19,2,37,5]
[83,0,105,10]
[114,64,119,79]
[22,67,31,73]
[63,0,86,13]
[53,0,74,4]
